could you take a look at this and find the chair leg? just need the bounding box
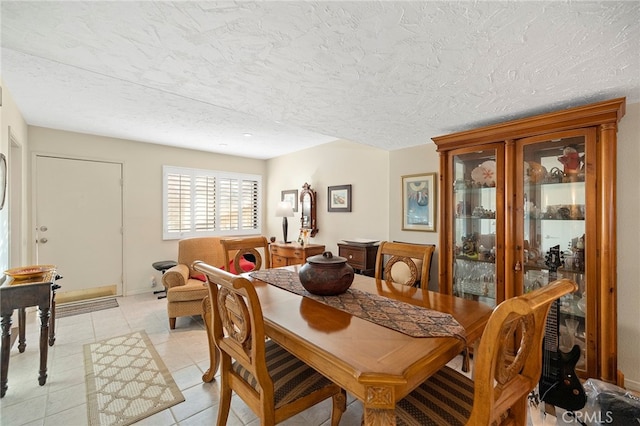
[169,317,176,329]
[217,382,232,426]
[330,388,347,426]
[510,395,528,424]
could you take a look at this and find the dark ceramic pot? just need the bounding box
[298,251,354,296]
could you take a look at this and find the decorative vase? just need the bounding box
[298,251,354,296]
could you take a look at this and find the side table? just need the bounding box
[1,270,59,398]
[338,242,379,276]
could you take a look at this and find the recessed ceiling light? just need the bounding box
[243,133,252,137]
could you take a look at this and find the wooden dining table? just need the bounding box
[202,265,493,425]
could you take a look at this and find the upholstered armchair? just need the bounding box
[163,236,228,329]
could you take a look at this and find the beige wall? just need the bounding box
[28,126,266,295]
[389,143,441,288]
[615,101,640,390]
[0,79,29,275]
[266,139,389,253]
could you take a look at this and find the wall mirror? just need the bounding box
[300,182,318,237]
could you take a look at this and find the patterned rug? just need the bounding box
[57,297,119,318]
[83,331,185,426]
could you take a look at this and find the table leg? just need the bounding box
[362,384,397,425]
[1,314,13,398]
[363,407,396,425]
[18,308,26,352]
[49,284,60,346]
[37,305,50,386]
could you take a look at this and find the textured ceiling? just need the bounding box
[1,1,639,159]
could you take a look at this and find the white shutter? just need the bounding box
[165,172,191,234]
[218,177,239,231]
[194,175,216,231]
[240,178,259,230]
[163,166,261,239]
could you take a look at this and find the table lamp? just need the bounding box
[276,201,294,243]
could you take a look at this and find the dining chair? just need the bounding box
[221,236,271,273]
[394,278,578,426]
[374,241,435,288]
[193,260,347,426]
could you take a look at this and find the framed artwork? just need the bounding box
[281,189,298,212]
[402,173,436,232]
[328,184,352,212]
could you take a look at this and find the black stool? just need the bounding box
[152,260,177,299]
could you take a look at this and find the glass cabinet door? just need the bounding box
[452,149,499,308]
[519,129,595,375]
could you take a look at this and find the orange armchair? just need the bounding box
[162,237,228,329]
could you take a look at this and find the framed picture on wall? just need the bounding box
[281,189,298,212]
[402,173,436,232]
[328,184,352,212]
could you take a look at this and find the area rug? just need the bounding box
[83,331,185,426]
[57,298,119,318]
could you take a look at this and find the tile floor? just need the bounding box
[0,292,367,426]
[1,292,558,426]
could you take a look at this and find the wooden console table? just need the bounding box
[270,242,325,267]
[0,270,60,398]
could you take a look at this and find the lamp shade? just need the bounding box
[276,201,294,217]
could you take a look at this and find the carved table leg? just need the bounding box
[201,296,220,382]
[1,314,13,398]
[18,308,26,352]
[364,408,396,426]
[37,305,50,386]
[363,384,396,426]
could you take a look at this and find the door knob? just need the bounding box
[39,238,48,244]
[40,226,48,232]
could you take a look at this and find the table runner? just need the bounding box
[249,269,466,342]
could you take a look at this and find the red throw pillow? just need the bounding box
[228,257,255,274]
[190,272,207,282]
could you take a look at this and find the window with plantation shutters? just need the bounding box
[162,166,262,239]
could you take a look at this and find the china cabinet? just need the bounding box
[432,98,626,384]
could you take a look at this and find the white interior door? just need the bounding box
[35,155,123,296]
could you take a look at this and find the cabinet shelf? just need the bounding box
[456,255,495,264]
[455,216,496,220]
[527,217,585,222]
[523,264,585,275]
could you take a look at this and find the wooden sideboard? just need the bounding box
[270,242,325,267]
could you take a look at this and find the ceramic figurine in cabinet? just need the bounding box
[461,234,478,259]
[558,145,584,182]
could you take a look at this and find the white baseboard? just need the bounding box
[624,377,640,392]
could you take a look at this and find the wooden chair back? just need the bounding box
[374,241,435,288]
[468,278,578,424]
[395,278,578,425]
[193,260,345,425]
[196,262,270,405]
[221,236,271,273]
